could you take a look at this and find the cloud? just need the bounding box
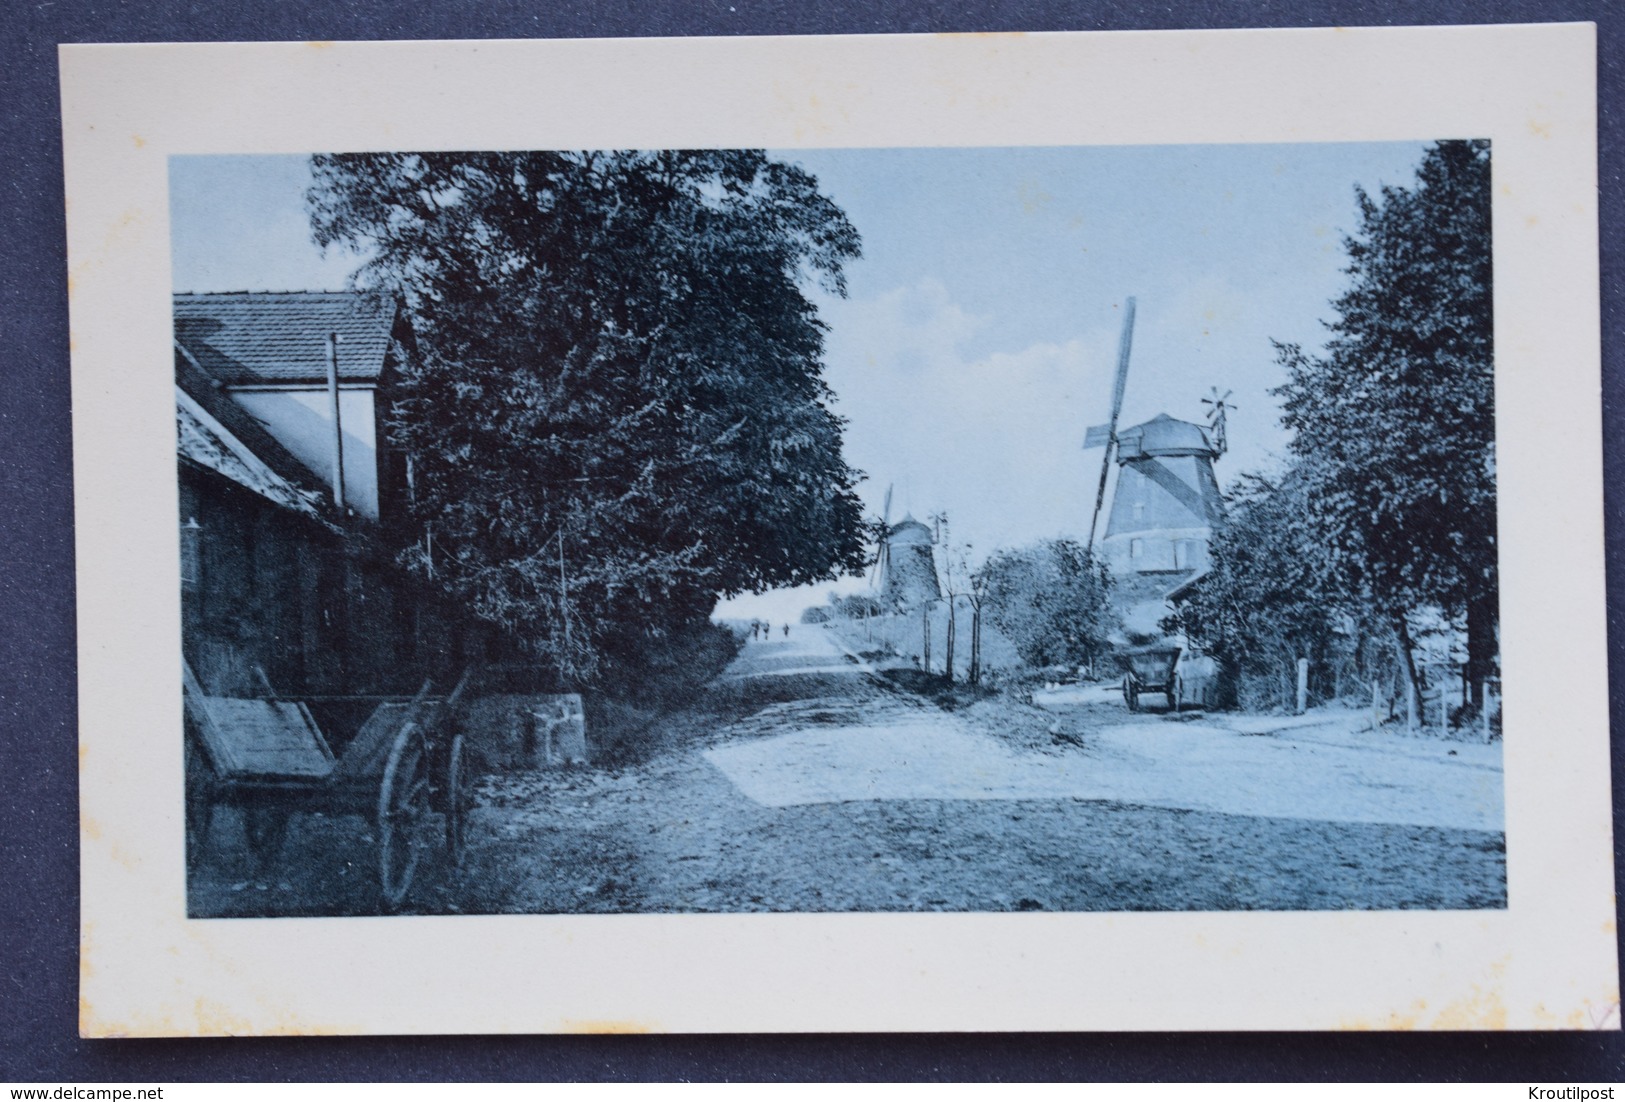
[818,278,1125,565]
[823,277,987,379]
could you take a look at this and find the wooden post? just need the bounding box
[557,529,572,681]
[1437,684,1449,734]
[1370,679,1380,729]
[1295,657,1309,715]
[1405,673,1417,735]
[1481,681,1492,741]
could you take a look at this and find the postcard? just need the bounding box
[62,24,1616,1034]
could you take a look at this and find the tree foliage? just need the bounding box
[978,539,1114,670]
[1272,139,1497,694]
[1168,468,1356,709]
[307,150,868,679]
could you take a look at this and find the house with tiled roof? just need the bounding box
[174,292,412,523]
[173,291,474,698]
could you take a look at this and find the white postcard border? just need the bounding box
[62,24,1615,1035]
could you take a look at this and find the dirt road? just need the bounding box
[189,625,1505,917]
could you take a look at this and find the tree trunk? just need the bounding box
[1393,611,1422,706]
[969,603,982,685]
[944,597,956,683]
[1465,589,1497,710]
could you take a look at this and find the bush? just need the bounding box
[829,593,882,619]
[979,539,1114,671]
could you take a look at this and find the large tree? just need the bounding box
[1273,139,1496,705]
[307,150,869,680]
[1168,467,1357,710]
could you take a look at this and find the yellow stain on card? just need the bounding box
[193,998,268,1037]
[1429,984,1508,1030]
[562,1019,656,1034]
[784,89,844,142]
[1530,1002,1561,1028]
[132,135,145,148]
[1528,119,1552,139]
[1018,181,1053,215]
[1340,999,1428,1031]
[79,995,99,1037]
[84,991,359,1038]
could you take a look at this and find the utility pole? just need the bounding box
[325,333,346,510]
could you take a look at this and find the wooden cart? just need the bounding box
[1116,644,1185,713]
[182,661,475,909]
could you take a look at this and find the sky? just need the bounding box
[169,142,1433,623]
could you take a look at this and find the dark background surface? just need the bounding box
[3,0,1621,1083]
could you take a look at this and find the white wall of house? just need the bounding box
[230,387,381,520]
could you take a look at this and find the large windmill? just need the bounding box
[1082,300,1227,584]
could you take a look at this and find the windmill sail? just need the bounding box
[869,483,894,588]
[1085,297,1137,551]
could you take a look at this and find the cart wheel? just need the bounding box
[243,807,291,869]
[378,723,430,909]
[444,734,472,868]
[183,734,214,870]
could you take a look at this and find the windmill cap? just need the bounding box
[889,514,933,539]
[1116,413,1217,459]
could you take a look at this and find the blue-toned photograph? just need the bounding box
[170,142,1503,917]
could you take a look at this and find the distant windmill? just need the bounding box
[869,483,941,611]
[1201,387,1235,458]
[1083,296,1138,551]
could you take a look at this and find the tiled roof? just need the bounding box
[173,291,396,386]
